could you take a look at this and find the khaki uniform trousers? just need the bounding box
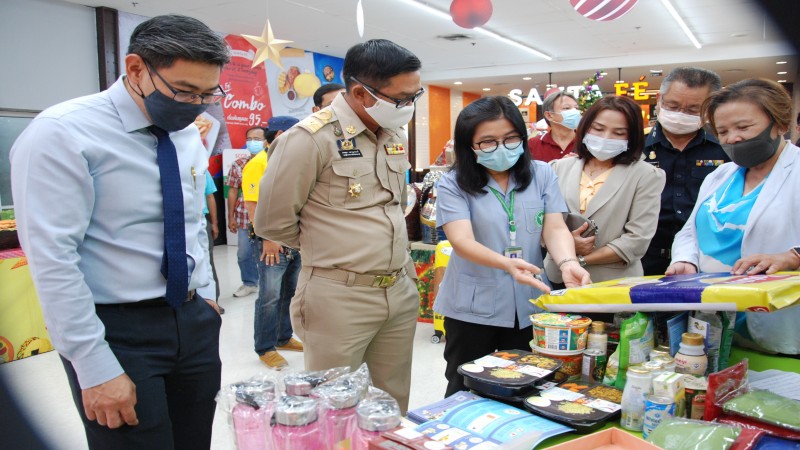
[290,266,419,412]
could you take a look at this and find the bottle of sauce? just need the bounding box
[587,321,608,355]
[674,332,708,377]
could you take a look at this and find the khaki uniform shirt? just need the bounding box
[255,94,412,274]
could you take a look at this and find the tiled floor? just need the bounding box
[0,245,448,450]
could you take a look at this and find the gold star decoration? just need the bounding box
[348,183,363,198]
[241,20,294,69]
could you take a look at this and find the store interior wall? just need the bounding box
[0,0,99,111]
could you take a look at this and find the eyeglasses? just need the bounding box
[473,136,524,153]
[144,61,226,105]
[350,77,425,108]
[660,101,701,116]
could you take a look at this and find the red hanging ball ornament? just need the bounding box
[449,0,493,29]
[569,0,638,22]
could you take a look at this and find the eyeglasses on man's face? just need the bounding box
[144,60,227,105]
[473,136,524,153]
[351,77,425,108]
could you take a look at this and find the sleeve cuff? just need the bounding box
[70,345,125,389]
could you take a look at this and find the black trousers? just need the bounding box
[642,252,671,276]
[61,295,222,450]
[443,316,533,397]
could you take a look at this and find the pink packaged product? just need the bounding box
[353,398,402,450]
[313,381,361,449]
[271,395,324,450]
[705,359,748,422]
[216,378,277,450]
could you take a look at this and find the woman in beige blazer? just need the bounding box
[544,96,665,284]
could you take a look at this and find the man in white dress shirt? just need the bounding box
[10,15,229,450]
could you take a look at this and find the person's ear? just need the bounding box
[276,130,284,138]
[125,54,148,89]
[312,106,320,113]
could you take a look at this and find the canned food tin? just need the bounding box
[581,349,607,382]
[642,395,676,439]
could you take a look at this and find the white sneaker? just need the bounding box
[233,285,258,297]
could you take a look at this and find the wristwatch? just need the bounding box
[577,255,587,267]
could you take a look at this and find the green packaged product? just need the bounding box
[647,418,741,450]
[723,390,800,432]
[613,312,654,389]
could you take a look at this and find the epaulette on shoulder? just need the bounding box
[297,109,337,134]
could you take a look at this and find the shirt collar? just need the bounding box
[484,172,519,195]
[108,76,152,133]
[330,94,368,139]
[646,122,719,149]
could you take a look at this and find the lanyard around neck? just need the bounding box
[488,187,516,246]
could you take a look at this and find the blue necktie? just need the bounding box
[150,126,189,308]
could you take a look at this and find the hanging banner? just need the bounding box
[220,35,273,149]
[265,51,318,121]
[313,53,345,85]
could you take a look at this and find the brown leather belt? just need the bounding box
[311,267,407,288]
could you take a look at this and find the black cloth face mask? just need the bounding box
[720,121,781,168]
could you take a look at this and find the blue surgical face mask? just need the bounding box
[473,141,524,172]
[246,140,264,154]
[555,108,582,130]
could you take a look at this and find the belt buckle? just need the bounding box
[372,274,397,288]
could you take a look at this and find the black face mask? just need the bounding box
[133,79,209,132]
[721,121,781,168]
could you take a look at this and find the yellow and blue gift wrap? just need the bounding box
[533,272,800,313]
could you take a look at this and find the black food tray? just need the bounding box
[457,350,562,398]
[523,381,623,434]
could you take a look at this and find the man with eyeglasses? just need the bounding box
[641,67,730,275]
[254,39,422,412]
[10,15,228,449]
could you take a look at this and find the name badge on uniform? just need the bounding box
[504,246,523,259]
[337,138,362,158]
[384,143,405,155]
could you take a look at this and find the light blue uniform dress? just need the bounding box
[433,161,568,329]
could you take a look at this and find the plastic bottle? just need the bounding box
[587,321,608,355]
[313,383,361,449]
[689,311,722,374]
[352,399,402,450]
[231,380,276,450]
[674,332,708,377]
[620,365,653,431]
[271,396,323,450]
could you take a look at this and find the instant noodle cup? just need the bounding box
[532,342,584,383]
[531,313,592,351]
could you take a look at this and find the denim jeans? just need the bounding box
[237,228,258,286]
[252,239,302,355]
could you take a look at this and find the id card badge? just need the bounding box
[504,246,523,259]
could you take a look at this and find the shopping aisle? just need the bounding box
[0,245,448,450]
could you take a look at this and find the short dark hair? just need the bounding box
[342,39,421,90]
[660,67,721,95]
[265,129,280,144]
[542,91,578,125]
[128,15,230,69]
[574,95,644,165]
[313,83,345,107]
[246,127,265,138]
[703,78,792,135]
[451,96,533,196]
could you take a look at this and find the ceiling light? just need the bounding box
[523,77,532,80]
[658,0,702,48]
[397,0,552,60]
[482,88,491,91]
[778,71,787,75]
[777,61,787,64]
[600,72,608,76]
[778,80,787,83]
[454,81,463,85]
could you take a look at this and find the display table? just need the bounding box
[0,247,53,363]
